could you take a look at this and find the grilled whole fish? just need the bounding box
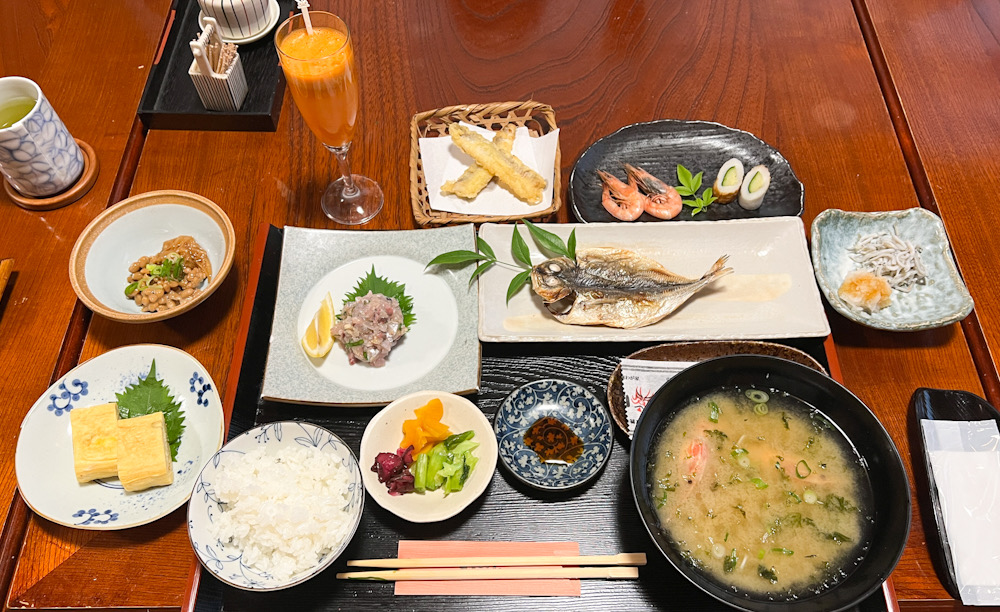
[529,248,732,328]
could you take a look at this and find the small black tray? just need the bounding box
[909,388,1000,601]
[138,0,290,131]
[191,225,889,612]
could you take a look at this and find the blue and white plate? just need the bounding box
[187,422,364,591]
[494,379,613,490]
[14,344,225,530]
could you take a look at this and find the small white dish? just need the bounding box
[359,391,498,523]
[198,0,280,45]
[261,225,480,406]
[187,421,364,591]
[15,345,225,530]
[68,190,235,324]
[811,208,973,331]
[477,219,830,342]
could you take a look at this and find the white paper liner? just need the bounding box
[921,418,1000,605]
[620,359,695,436]
[418,122,559,216]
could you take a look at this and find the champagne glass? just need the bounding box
[275,12,383,224]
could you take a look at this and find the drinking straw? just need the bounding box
[295,0,314,35]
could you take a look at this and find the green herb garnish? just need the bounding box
[344,266,415,328]
[427,220,577,304]
[675,164,718,215]
[145,253,185,281]
[115,360,185,461]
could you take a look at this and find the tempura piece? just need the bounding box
[448,123,546,204]
[441,124,516,199]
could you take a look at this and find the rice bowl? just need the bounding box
[187,421,364,591]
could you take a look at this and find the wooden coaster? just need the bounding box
[3,139,99,211]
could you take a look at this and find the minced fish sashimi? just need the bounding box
[209,446,354,581]
[332,291,408,367]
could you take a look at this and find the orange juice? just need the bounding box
[278,26,358,148]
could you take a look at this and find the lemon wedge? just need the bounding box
[301,292,335,358]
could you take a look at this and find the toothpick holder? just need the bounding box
[188,18,248,112]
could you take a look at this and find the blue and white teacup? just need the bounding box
[0,76,84,198]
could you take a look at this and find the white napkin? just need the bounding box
[619,359,695,436]
[921,419,1000,605]
[418,122,559,216]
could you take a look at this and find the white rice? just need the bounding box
[209,445,354,581]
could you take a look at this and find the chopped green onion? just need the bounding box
[751,477,768,490]
[745,389,769,403]
[125,281,139,297]
[796,460,811,479]
[709,401,720,423]
[753,403,769,415]
[803,489,818,504]
[787,491,802,503]
[757,549,766,560]
[724,549,738,573]
[772,547,794,555]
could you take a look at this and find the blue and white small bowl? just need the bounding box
[187,421,364,591]
[494,379,613,491]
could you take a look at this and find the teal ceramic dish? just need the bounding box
[811,208,973,331]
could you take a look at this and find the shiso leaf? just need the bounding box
[115,359,185,461]
[344,266,416,329]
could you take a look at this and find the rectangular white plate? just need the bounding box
[262,225,480,406]
[478,218,830,342]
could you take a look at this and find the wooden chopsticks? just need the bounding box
[337,552,646,581]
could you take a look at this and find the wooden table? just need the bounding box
[0,0,990,610]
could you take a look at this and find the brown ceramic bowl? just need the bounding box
[69,190,235,323]
[608,341,826,438]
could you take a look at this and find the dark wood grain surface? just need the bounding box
[0,0,173,608]
[0,0,991,610]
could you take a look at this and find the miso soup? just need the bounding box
[648,387,873,599]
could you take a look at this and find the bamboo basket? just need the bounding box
[409,101,561,226]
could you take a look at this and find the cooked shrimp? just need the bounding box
[682,438,707,484]
[598,170,647,221]
[624,164,683,220]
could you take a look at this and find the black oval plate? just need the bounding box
[570,119,804,223]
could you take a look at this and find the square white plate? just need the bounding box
[261,225,480,406]
[478,219,830,342]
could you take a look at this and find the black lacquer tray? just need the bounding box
[189,225,891,612]
[570,120,803,223]
[138,0,291,131]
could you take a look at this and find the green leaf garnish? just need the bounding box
[511,225,532,267]
[115,360,185,461]
[506,270,532,304]
[522,219,568,258]
[344,266,416,328]
[683,187,718,216]
[476,236,496,260]
[428,222,576,304]
[426,250,487,266]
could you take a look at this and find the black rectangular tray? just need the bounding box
[138,0,290,131]
[191,225,890,612]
